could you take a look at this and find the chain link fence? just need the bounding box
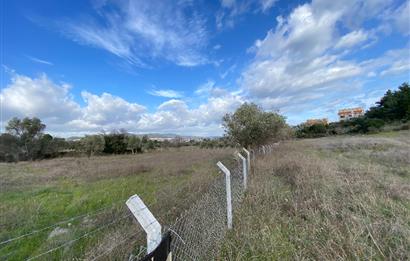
[1,144,277,260]
[168,159,244,260]
[162,145,280,260]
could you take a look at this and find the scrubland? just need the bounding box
[0,147,234,260]
[220,131,409,260]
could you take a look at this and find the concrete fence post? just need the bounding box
[243,148,251,175]
[126,195,162,254]
[237,153,247,190]
[217,161,232,229]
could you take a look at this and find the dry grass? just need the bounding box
[0,146,234,260]
[219,131,410,260]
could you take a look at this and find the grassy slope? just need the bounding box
[219,131,409,260]
[0,147,234,260]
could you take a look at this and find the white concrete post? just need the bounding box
[243,148,251,175]
[126,195,162,254]
[217,161,232,229]
[237,153,247,190]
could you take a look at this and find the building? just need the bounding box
[305,118,328,126]
[338,107,364,121]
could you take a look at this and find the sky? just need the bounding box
[1,0,409,137]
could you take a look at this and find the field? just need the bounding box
[0,147,234,260]
[220,130,410,260]
[2,131,409,260]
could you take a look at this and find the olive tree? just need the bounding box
[6,117,46,160]
[80,135,105,157]
[127,135,142,154]
[222,103,287,148]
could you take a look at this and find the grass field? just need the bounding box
[0,147,234,260]
[219,130,410,260]
[2,131,409,260]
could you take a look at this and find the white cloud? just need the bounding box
[62,0,209,67]
[26,56,54,65]
[213,44,222,50]
[240,0,409,117]
[253,3,341,59]
[80,91,146,126]
[1,73,146,133]
[217,0,278,29]
[260,0,277,12]
[1,72,243,136]
[335,30,369,49]
[0,73,81,126]
[391,0,410,36]
[148,89,183,98]
[380,59,410,76]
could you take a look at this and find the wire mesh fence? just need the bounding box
[162,155,243,260]
[1,144,279,260]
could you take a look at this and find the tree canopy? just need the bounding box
[222,103,288,148]
[366,82,410,121]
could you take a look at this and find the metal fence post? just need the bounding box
[217,161,232,229]
[237,153,247,190]
[243,148,250,175]
[126,195,162,254]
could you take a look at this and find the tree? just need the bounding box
[81,135,105,157]
[0,133,20,162]
[222,103,287,148]
[366,82,410,121]
[103,133,127,154]
[127,135,142,154]
[6,117,46,160]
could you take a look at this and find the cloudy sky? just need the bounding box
[1,0,409,137]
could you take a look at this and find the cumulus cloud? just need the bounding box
[137,88,244,133]
[1,73,243,136]
[240,0,410,117]
[62,0,209,67]
[1,73,146,133]
[81,91,146,126]
[0,73,81,125]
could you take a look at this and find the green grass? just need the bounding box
[0,147,233,260]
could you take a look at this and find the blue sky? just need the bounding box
[1,0,409,136]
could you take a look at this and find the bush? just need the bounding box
[295,123,328,138]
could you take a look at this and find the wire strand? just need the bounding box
[26,213,132,261]
[0,197,129,246]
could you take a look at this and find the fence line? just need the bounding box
[128,144,278,260]
[2,143,278,260]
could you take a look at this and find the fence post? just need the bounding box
[217,161,232,229]
[237,153,247,190]
[126,195,162,254]
[243,148,251,175]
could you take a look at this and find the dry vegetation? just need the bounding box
[219,131,409,260]
[0,147,234,260]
